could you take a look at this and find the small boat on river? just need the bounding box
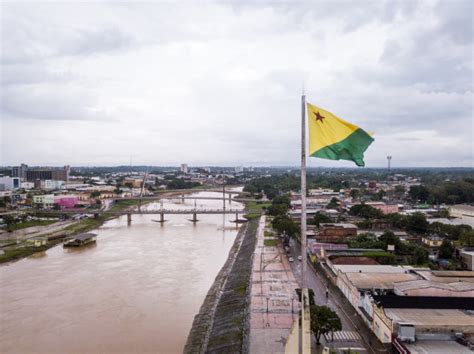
[63,233,97,247]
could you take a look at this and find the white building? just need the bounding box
[0,176,20,191]
[40,180,64,190]
[180,164,188,174]
[20,181,35,189]
[449,204,474,218]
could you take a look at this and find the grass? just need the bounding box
[0,239,63,264]
[264,230,273,237]
[2,219,57,232]
[108,199,142,212]
[264,239,278,247]
[246,201,271,212]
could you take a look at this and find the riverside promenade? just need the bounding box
[248,216,300,353]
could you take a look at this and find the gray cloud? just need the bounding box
[0,0,472,167]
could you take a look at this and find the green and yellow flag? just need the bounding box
[307,103,374,167]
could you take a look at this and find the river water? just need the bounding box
[0,191,243,354]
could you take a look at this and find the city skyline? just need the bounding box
[1,1,473,167]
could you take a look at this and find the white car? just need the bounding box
[288,257,294,262]
[298,255,302,261]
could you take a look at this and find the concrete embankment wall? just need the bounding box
[184,217,259,354]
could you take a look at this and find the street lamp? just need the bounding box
[291,295,294,314]
[266,295,270,313]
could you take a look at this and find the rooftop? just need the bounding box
[345,272,418,290]
[404,340,473,354]
[373,295,474,310]
[394,279,474,293]
[385,308,474,327]
[334,264,416,274]
[320,223,357,229]
[450,204,474,212]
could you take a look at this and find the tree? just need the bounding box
[409,185,430,203]
[459,230,474,247]
[348,233,383,249]
[350,189,360,200]
[349,204,384,219]
[405,213,429,234]
[379,231,402,252]
[52,204,61,211]
[272,215,299,238]
[311,212,332,227]
[90,191,101,199]
[267,203,288,216]
[412,246,429,265]
[310,305,342,344]
[326,197,339,209]
[272,195,291,208]
[438,239,455,259]
[2,215,17,229]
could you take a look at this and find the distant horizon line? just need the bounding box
[1,164,473,170]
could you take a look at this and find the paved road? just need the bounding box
[287,239,388,354]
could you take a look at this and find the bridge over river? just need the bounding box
[35,208,258,224]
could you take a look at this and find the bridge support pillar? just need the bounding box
[228,193,232,204]
[138,199,141,212]
[160,212,165,223]
[191,212,198,223]
[182,194,185,202]
[127,213,132,225]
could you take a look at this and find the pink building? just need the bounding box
[372,204,399,215]
[54,195,79,209]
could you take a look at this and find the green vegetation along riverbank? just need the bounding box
[0,199,149,264]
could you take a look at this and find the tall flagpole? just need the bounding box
[301,93,307,289]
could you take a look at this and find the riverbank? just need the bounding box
[0,191,191,264]
[184,216,259,354]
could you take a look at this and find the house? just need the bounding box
[422,236,444,248]
[316,223,357,243]
[26,237,47,247]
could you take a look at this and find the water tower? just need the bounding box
[387,155,392,171]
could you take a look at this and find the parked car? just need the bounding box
[288,257,294,262]
[298,255,302,261]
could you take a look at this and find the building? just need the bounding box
[0,176,20,191]
[449,204,474,218]
[316,223,357,243]
[372,295,474,351]
[11,163,28,180]
[459,248,474,271]
[123,177,143,188]
[370,203,400,215]
[393,279,474,297]
[333,265,419,315]
[33,195,55,208]
[422,236,444,248]
[20,181,35,189]
[54,195,79,209]
[36,180,64,190]
[180,164,188,174]
[24,165,70,182]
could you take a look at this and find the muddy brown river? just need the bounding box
[0,191,242,354]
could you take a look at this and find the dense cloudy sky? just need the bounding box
[1,0,472,167]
